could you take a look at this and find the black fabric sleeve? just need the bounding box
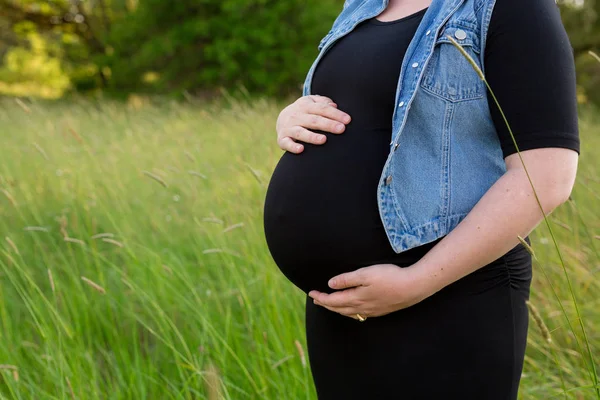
[484,0,581,159]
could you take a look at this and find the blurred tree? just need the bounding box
[0,0,598,102]
[558,0,600,105]
[104,0,343,97]
[0,0,127,92]
[0,28,69,98]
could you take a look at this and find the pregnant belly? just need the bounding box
[263,128,431,294]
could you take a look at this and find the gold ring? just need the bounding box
[356,313,367,322]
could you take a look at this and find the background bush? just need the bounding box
[0,0,599,103]
[104,0,342,97]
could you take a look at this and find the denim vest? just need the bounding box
[302,0,505,253]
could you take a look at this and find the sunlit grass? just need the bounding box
[0,96,598,399]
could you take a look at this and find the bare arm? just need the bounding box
[411,147,579,295]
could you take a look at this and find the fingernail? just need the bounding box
[296,144,302,151]
[336,124,344,132]
[343,115,351,123]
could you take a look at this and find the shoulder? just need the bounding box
[489,0,562,26]
[486,0,570,49]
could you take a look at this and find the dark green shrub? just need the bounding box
[105,0,343,97]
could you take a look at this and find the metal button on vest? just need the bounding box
[393,143,399,151]
[385,175,393,185]
[411,62,419,68]
[398,101,405,107]
[454,29,467,40]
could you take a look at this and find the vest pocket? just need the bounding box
[420,25,486,102]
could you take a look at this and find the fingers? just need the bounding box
[277,95,351,152]
[311,288,359,308]
[293,113,347,135]
[278,135,304,154]
[305,94,335,104]
[283,126,327,147]
[314,299,365,320]
[306,101,351,125]
[328,270,365,290]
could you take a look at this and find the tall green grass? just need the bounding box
[0,96,598,399]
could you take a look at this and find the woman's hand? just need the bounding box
[276,95,352,154]
[308,264,436,320]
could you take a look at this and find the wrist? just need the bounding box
[406,260,449,297]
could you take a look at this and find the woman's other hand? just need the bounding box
[308,264,436,319]
[276,95,352,154]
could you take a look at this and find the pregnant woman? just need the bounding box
[263,0,580,398]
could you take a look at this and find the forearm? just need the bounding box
[411,166,567,294]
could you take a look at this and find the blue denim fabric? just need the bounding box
[302,0,505,253]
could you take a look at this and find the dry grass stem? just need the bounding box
[102,238,124,247]
[48,269,55,293]
[188,170,207,179]
[142,170,168,188]
[68,127,84,144]
[64,237,86,246]
[527,301,552,344]
[24,226,50,232]
[1,189,17,207]
[184,151,196,162]
[552,220,573,232]
[203,249,224,254]
[294,339,306,368]
[446,35,485,80]
[5,237,19,255]
[204,362,222,400]
[66,376,76,400]
[518,235,537,260]
[91,233,115,240]
[271,355,293,369]
[33,142,49,160]
[81,276,106,294]
[223,223,244,233]
[15,98,31,113]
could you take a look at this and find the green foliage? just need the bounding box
[559,1,600,106]
[0,32,70,98]
[1,0,600,103]
[576,53,600,105]
[104,0,342,96]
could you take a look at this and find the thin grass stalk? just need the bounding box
[448,35,598,398]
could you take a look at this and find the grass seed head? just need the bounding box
[5,237,19,255]
[526,300,552,344]
[142,170,168,188]
[81,276,106,294]
[294,339,306,368]
[446,35,485,80]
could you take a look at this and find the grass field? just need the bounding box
[0,96,598,399]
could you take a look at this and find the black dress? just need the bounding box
[262,0,580,398]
